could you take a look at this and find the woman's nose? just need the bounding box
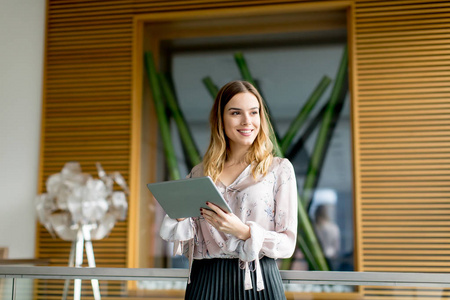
[241,114,251,125]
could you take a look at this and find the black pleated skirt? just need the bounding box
[184,257,286,300]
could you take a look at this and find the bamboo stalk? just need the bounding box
[159,74,202,167]
[234,52,281,145]
[297,193,329,270]
[144,52,181,180]
[202,76,219,99]
[201,67,321,270]
[201,73,322,269]
[287,47,349,270]
[280,194,323,270]
[285,104,326,162]
[234,51,330,270]
[280,76,332,154]
[174,51,337,271]
[234,52,257,87]
[281,48,348,271]
[301,46,348,210]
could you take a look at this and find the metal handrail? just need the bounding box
[1,265,450,287]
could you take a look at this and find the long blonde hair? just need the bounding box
[203,80,274,182]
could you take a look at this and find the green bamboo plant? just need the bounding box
[234,52,281,146]
[144,52,181,181]
[300,47,348,209]
[145,46,348,272]
[282,46,349,269]
[208,49,348,270]
[279,76,332,154]
[234,52,258,87]
[159,74,202,168]
[202,76,219,99]
[201,69,332,271]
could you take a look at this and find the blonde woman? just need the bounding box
[160,80,298,299]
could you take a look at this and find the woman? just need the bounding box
[160,80,298,299]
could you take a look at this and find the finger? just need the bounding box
[201,213,213,223]
[201,208,219,225]
[202,214,218,228]
[200,207,216,218]
[206,202,227,217]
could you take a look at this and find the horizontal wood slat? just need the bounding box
[46,61,131,70]
[355,11,450,23]
[363,227,450,233]
[356,0,450,8]
[357,65,450,76]
[361,181,450,187]
[356,4,450,18]
[360,199,450,204]
[361,132,450,139]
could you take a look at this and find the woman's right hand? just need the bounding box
[201,202,251,240]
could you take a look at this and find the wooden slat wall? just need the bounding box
[354,0,450,298]
[37,1,134,298]
[37,0,450,299]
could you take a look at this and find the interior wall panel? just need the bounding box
[354,0,450,298]
[38,0,134,298]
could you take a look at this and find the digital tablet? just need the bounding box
[147,176,232,219]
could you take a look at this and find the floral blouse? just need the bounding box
[159,157,298,291]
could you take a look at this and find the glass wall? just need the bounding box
[2,267,450,300]
[148,28,353,272]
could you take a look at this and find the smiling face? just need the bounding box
[223,92,261,152]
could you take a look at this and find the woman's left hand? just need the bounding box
[201,202,251,240]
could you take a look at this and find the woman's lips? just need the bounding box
[237,129,253,136]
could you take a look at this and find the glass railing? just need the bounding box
[2,266,450,300]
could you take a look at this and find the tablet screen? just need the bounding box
[147,176,232,219]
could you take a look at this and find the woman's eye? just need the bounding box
[251,111,259,115]
[231,111,240,115]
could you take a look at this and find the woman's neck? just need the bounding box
[227,145,250,165]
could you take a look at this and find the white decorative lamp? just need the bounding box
[35,162,129,300]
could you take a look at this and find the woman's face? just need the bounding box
[223,92,261,151]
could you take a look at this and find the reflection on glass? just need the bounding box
[0,278,12,300]
[284,283,354,294]
[10,277,450,299]
[310,189,341,270]
[2,278,33,300]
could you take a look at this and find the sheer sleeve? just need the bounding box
[159,215,195,242]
